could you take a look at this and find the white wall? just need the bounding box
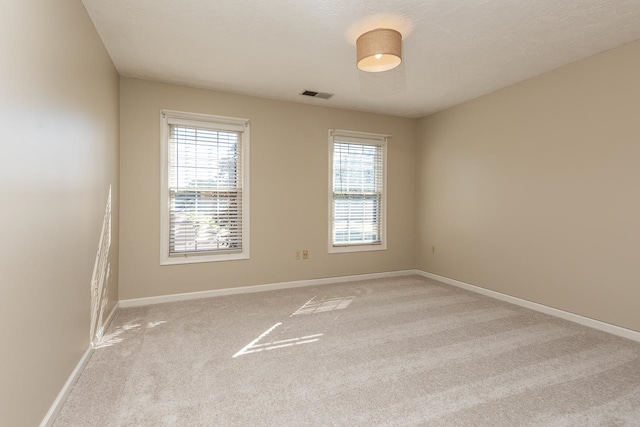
[0,1,120,425]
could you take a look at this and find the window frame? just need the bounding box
[328,129,388,254]
[160,109,250,265]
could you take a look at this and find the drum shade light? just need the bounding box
[356,28,402,72]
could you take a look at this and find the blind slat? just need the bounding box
[168,124,244,254]
[332,140,383,245]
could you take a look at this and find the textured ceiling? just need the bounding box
[82,0,640,118]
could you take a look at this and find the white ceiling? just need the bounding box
[82,0,640,118]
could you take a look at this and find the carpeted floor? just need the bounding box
[54,275,640,426]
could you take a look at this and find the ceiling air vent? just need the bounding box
[300,90,334,100]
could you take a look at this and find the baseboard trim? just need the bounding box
[119,270,416,308]
[40,302,120,427]
[39,346,94,427]
[415,270,640,343]
[103,302,119,332]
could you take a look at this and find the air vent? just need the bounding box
[300,90,334,100]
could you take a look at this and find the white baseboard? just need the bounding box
[103,302,119,332]
[40,302,120,427]
[415,270,640,343]
[39,346,93,427]
[119,270,416,308]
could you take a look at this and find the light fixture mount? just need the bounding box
[356,28,402,73]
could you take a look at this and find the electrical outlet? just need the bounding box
[432,246,436,254]
[302,249,309,260]
[295,251,300,260]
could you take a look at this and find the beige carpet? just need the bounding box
[54,275,640,426]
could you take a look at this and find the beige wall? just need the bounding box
[417,41,640,332]
[0,1,120,426]
[119,78,416,299]
[3,3,636,422]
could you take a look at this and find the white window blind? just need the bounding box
[330,131,387,252]
[161,110,250,264]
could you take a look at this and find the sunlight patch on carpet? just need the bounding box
[290,296,355,317]
[232,322,323,358]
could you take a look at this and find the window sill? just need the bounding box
[328,243,387,254]
[160,252,249,265]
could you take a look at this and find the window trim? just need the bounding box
[160,109,250,265]
[328,129,388,254]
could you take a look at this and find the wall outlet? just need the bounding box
[302,249,309,260]
[432,246,436,254]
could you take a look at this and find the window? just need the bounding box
[329,129,387,253]
[160,110,250,265]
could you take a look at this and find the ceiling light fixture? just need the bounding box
[356,28,402,72]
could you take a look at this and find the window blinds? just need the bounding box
[168,124,243,255]
[332,140,384,245]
